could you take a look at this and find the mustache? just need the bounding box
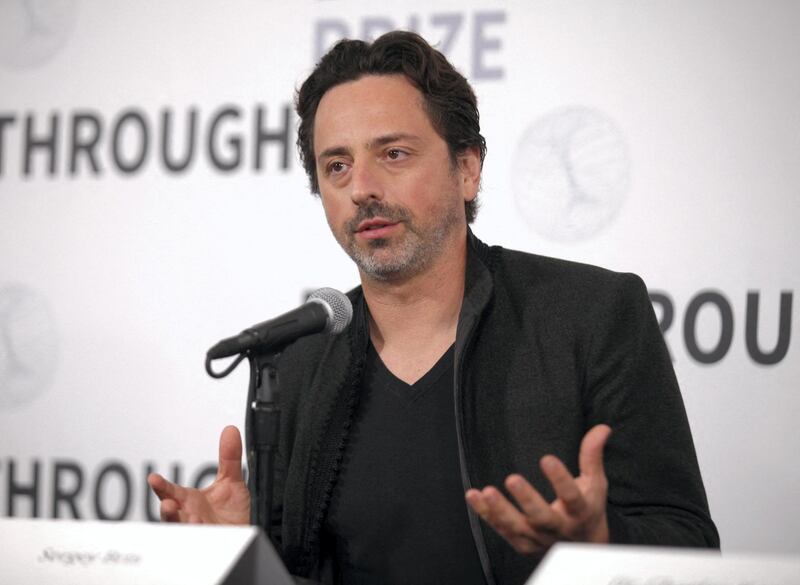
[345,201,412,232]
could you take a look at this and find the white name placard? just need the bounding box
[527,543,800,585]
[0,517,294,585]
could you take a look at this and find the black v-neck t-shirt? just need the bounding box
[323,343,485,585]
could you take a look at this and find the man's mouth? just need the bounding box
[355,218,399,233]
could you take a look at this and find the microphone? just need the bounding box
[206,288,353,360]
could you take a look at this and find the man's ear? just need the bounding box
[457,146,482,202]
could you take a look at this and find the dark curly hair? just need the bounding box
[295,31,486,223]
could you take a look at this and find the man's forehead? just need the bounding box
[313,75,433,152]
[319,73,418,103]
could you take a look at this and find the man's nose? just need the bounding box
[350,159,384,205]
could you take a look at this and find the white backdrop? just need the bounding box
[0,0,798,555]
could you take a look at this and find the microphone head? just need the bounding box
[308,288,353,335]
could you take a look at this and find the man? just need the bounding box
[149,31,718,584]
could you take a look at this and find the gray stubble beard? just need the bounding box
[339,198,462,282]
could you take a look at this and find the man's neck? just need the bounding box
[359,231,468,384]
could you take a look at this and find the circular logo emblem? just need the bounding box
[0,0,79,70]
[512,107,630,242]
[0,284,58,409]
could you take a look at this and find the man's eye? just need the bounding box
[328,161,346,174]
[387,149,407,160]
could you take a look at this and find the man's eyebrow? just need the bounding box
[366,133,421,149]
[318,145,351,160]
[318,133,422,161]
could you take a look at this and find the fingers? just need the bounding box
[466,487,528,534]
[540,456,586,517]
[466,486,547,554]
[217,425,244,482]
[578,424,612,479]
[147,427,245,526]
[159,498,183,522]
[537,425,611,517]
[147,472,185,502]
[148,473,186,523]
[468,426,613,555]
[505,474,560,537]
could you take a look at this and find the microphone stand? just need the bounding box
[205,347,284,544]
[245,350,281,542]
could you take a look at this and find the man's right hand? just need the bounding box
[147,425,251,525]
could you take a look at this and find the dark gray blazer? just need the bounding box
[267,232,719,584]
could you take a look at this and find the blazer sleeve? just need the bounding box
[581,272,720,548]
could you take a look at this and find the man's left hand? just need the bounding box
[465,424,612,556]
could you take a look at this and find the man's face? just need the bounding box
[313,74,479,282]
